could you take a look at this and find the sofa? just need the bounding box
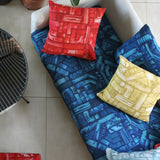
[31,0,160,159]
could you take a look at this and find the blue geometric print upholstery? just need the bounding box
[115,24,160,77]
[31,16,160,160]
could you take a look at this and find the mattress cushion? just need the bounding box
[31,14,160,160]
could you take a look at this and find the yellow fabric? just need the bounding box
[97,56,160,122]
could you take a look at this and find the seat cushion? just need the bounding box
[31,14,160,160]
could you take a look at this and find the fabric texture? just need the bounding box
[0,153,40,160]
[115,24,160,77]
[155,144,160,149]
[41,1,105,61]
[97,56,160,122]
[31,13,160,160]
[106,148,160,160]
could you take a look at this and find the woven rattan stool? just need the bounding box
[0,28,29,114]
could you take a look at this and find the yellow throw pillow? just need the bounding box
[97,56,160,122]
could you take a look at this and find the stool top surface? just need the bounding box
[0,28,28,111]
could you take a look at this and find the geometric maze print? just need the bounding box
[98,56,160,122]
[31,14,160,160]
[0,153,40,160]
[115,24,160,77]
[106,148,160,160]
[41,1,105,61]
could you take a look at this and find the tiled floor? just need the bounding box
[0,0,160,160]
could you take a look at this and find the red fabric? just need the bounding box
[0,153,40,160]
[41,0,105,61]
[154,144,160,149]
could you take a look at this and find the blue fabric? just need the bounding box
[31,16,160,160]
[106,148,160,160]
[115,24,160,77]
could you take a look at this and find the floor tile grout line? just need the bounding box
[23,96,62,98]
[45,97,48,160]
[146,2,160,3]
[45,70,47,105]
[45,68,48,160]
[145,0,148,25]
[130,1,160,3]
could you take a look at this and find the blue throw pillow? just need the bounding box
[106,148,160,160]
[114,24,160,77]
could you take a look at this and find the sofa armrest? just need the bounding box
[100,0,143,43]
[31,5,49,33]
[31,0,102,33]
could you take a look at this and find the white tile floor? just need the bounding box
[0,0,160,160]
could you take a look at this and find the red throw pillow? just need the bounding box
[41,0,105,61]
[0,153,41,160]
[154,144,160,149]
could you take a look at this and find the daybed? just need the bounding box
[31,0,160,159]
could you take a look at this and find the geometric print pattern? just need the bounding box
[155,144,160,149]
[115,24,160,77]
[31,13,160,160]
[97,56,160,122]
[0,153,40,160]
[41,1,105,61]
[106,147,160,160]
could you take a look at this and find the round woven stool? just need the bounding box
[0,28,29,114]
